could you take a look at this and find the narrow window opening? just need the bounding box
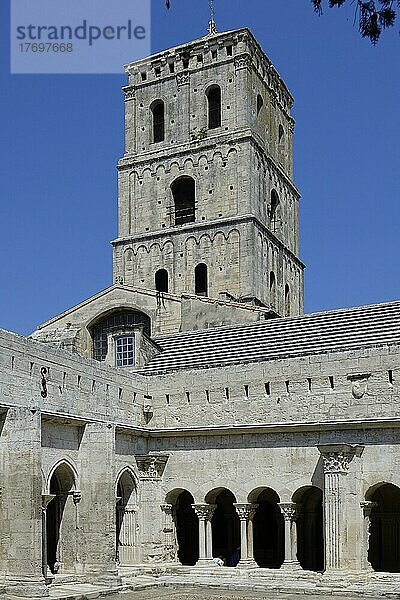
[257,94,264,116]
[141,72,147,81]
[205,389,210,402]
[269,271,276,306]
[155,269,169,293]
[197,54,203,63]
[182,57,189,69]
[155,66,161,76]
[225,387,230,400]
[169,62,175,73]
[270,189,280,232]
[118,387,123,400]
[244,384,249,398]
[206,85,222,129]
[133,392,137,403]
[264,382,271,396]
[329,376,335,389]
[30,362,34,376]
[285,380,290,393]
[172,176,196,225]
[212,49,217,59]
[195,263,208,297]
[166,394,170,404]
[285,284,290,316]
[278,123,284,143]
[77,375,81,388]
[389,370,394,385]
[92,380,96,393]
[226,45,233,56]
[11,356,15,369]
[186,391,190,404]
[151,100,165,143]
[307,378,312,393]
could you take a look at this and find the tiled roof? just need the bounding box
[139,300,400,375]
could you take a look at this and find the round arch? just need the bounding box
[248,487,284,568]
[292,486,324,572]
[165,488,198,566]
[366,482,400,572]
[205,487,239,566]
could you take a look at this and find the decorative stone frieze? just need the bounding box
[135,455,169,479]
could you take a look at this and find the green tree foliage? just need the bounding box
[312,1,399,43]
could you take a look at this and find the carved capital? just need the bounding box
[73,491,82,505]
[192,503,215,520]
[176,72,190,87]
[42,494,56,510]
[234,54,251,71]
[122,85,135,101]
[160,503,173,517]
[135,454,169,479]
[360,500,378,516]
[278,502,299,521]
[318,444,364,474]
[234,503,258,521]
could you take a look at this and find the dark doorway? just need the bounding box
[368,483,400,572]
[195,263,208,296]
[294,486,324,572]
[175,490,198,565]
[172,176,195,225]
[151,100,165,143]
[155,269,169,293]
[207,488,240,566]
[206,85,222,129]
[251,488,284,568]
[46,463,76,574]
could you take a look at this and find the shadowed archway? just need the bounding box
[293,486,324,572]
[249,487,284,568]
[166,489,198,565]
[206,488,240,566]
[367,483,400,572]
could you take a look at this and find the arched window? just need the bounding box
[171,176,196,225]
[91,310,151,362]
[257,94,264,116]
[284,284,290,316]
[270,189,280,232]
[155,269,169,293]
[206,85,221,129]
[151,100,165,143]
[269,271,276,306]
[195,263,208,296]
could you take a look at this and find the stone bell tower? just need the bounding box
[112,28,304,317]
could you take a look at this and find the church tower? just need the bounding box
[113,28,304,317]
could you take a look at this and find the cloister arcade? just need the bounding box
[41,462,400,575]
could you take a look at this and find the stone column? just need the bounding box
[192,504,209,564]
[206,505,216,559]
[161,503,178,562]
[234,503,258,566]
[360,501,377,571]
[278,502,300,569]
[318,445,361,571]
[1,406,49,598]
[41,494,56,580]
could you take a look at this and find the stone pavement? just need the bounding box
[44,567,400,600]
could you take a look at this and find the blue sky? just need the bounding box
[0,0,399,335]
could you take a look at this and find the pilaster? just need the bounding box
[1,407,49,598]
[318,444,363,572]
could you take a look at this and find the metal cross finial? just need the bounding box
[208,0,217,35]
